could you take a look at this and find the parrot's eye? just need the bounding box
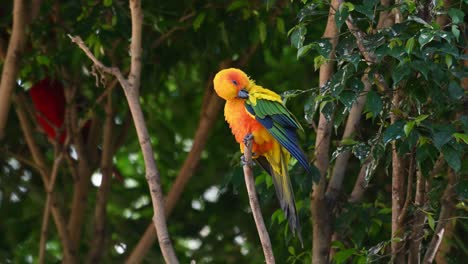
[232,80,238,86]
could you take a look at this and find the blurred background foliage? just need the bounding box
[0,0,466,263]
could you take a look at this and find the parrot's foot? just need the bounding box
[240,155,254,167]
[243,133,253,147]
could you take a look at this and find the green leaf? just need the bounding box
[445,54,453,68]
[442,144,461,172]
[453,133,468,144]
[418,30,435,48]
[405,37,415,54]
[227,0,248,12]
[335,3,350,29]
[428,214,435,231]
[193,12,206,31]
[255,173,265,185]
[36,55,50,66]
[320,101,335,121]
[414,114,429,124]
[297,44,314,59]
[334,248,356,264]
[103,0,112,7]
[288,246,296,255]
[392,64,411,85]
[404,121,415,137]
[339,90,358,109]
[448,8,464,24]
[433,130,453,150]
[276,17,285,34]
[290,25,307,49]
[365,90,383,118]
[448,81,464,100]
[258,21,267,43]
[314,55,327,71]
[383,120,405,145]
[452,25,460,41]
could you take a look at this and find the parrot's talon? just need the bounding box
[240,155,254,167]
[243,133,253,147]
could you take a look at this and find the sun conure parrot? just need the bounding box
[213,68,318,243]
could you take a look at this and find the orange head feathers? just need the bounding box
[213,68,251,100]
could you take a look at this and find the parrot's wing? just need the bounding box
[245,97,319,182]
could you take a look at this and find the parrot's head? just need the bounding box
[213,68,251,100]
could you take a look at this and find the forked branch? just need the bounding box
[68,0,179,262]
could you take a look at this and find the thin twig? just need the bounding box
[242,136,275,264]
[38,147,64,264]
[87,91,114,263]
[68,35,127,87]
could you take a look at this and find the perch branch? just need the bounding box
[243,136,275,264]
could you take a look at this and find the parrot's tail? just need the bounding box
[257,147,303,246]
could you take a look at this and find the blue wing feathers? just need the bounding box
[245,100,312,175]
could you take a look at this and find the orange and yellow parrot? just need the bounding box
[213,68,318,243]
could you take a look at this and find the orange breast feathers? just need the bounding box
[224,98,274,155]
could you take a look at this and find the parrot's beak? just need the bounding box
[237,89,249,99]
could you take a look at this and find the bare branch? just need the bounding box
[39,148,64,264]
[243,136,276,264]
[87,93,114,263]
[67,35,128,87]
[69,1,179,262]
[0,0,28,139]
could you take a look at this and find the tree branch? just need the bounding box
[311,0,342,262]
[39,147,64,264]
[243,136,275,264]
[390,91,406,262]
[0,0,28,139]
[69,1,179,262]
[87,93,114,263]
[14,94,77,263]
